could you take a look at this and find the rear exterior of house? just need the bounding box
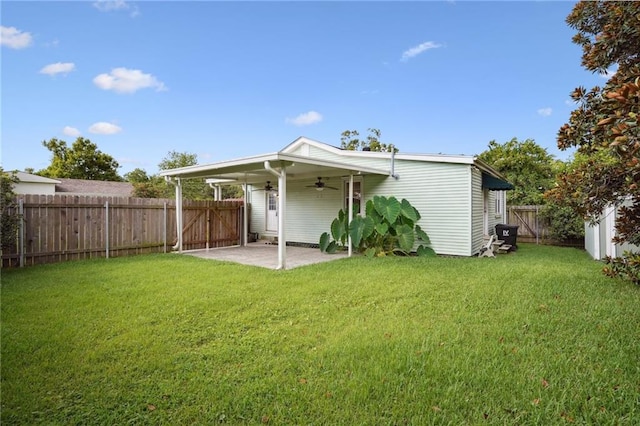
[248,139,506,256]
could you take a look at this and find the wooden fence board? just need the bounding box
[2,195,243,267]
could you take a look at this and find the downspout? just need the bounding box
[208,183,220,201]
[165,176,183,252]
[264,161,286,270]
[390,148,399,179]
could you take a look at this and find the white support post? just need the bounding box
[176,178,183,252]
[348,174,354,257]
[277,167,286,270]
[242,183,249,247]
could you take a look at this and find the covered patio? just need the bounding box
[181,242,350,270]
[159,146,390,270]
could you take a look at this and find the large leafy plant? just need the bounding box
[319,195,435,257]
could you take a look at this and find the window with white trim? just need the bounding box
[494,191,504,215]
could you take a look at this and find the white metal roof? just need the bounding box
[159,152,390,184]
[159,136,510,184]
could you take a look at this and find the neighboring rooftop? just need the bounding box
[55,178,134,196]
[13,171,61,184]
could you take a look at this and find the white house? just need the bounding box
[160,137,513,268]
[12,171,60,195]
[585,201,638,259]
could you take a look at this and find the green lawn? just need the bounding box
[1,244,639,425]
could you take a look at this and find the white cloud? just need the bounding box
[40,62,76,76]
[401,41,442,62]
[63,126,81,137]
[89,122,122,134]
[537,107,552,117]
[93,67,167,94]
[1,26,33,49]
[93,0,140,17]
[285,111,323,126]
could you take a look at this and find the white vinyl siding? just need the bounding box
[471,168,484,255]
[284,179,343,244]
[360,160,472,256]
[248,186,267,236]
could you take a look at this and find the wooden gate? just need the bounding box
[507,205,547,243]
[181,199,243,251]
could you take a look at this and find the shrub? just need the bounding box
[0,169,19,251]
[539,202,584,242]
[319,195,435,257]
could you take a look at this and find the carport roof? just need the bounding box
[158,152,390,184]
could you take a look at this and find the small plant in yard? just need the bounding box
[319,195,435,257]
[604,250,640,285]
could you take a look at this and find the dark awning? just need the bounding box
[482,173,514,191]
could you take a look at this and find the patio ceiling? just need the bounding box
[158,152,390,185]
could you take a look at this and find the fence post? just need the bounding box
[163,201,167,254]
[105,201,110,259]
[18,198,25,268]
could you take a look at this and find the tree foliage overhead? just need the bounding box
[477,138,558,205]
[340,128,398,153]
[37,137,122,181]
[550,1,639,249]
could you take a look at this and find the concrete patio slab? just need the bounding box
[180,242,350,270]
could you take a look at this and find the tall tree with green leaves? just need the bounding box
[38,137,122,181]
[340,128,398,153]
[548,1,639,283]
[477,138,558,205]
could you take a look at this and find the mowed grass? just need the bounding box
[1,244,639,425]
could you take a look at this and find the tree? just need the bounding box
[477,138,558,205]
[158,151,213,200]
[549,1,639,283]
[124,168,166,198]
[340,128,398,153]
[0,168,19,251]
[38,137,122,181]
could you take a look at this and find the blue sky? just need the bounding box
[2,0,609,176]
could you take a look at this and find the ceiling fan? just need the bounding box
[306,177,338,191]
[252,181,277,192]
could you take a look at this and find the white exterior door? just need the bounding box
[266,192,278,232]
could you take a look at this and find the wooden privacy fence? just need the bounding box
[506,205,583,247]
[2,194,244,268]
